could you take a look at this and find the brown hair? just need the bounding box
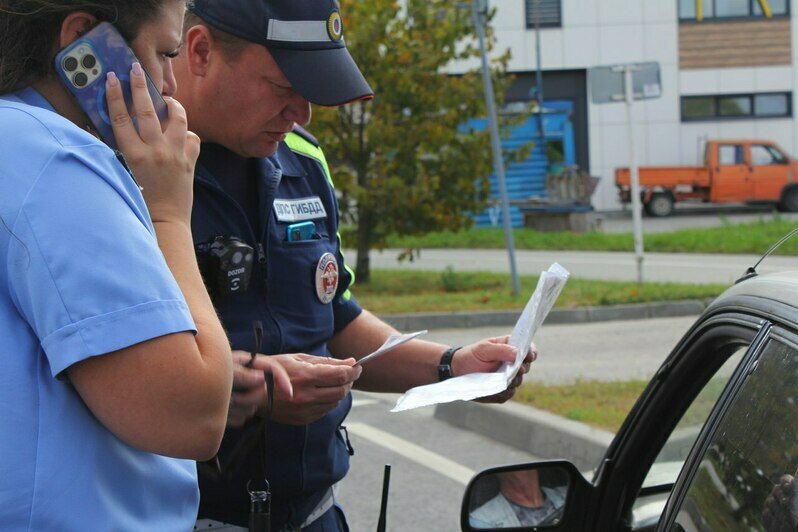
[0,0,180,94]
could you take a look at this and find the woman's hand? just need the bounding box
[105,63,200,225]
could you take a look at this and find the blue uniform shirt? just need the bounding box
[192,136,362,528]
[0,88,200,531]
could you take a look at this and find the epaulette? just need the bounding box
[291,124,320,147]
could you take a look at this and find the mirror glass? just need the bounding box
[466,465,570,529]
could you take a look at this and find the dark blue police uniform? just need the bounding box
[191,129,362,530]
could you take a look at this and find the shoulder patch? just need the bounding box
[290,124,320,147]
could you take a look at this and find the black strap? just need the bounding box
[438,346,461,381]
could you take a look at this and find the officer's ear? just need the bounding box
[59,11,98,49]
[183,24,214,76]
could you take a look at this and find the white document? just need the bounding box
[355,330,428,366]
[391,263,569,412]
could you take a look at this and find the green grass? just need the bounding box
[514,379,648,432]
[354,269,725,314]
[512,373,728,433]
[368,217,798,255]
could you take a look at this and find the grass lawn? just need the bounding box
[371,217,798,255]
[514,380,648,432]
[354,269,725,314]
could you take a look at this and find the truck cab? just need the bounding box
[615,139,798,216]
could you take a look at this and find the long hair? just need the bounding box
[0,0,173,94]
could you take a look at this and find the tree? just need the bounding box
[311,0,513,282]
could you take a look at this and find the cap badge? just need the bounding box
[315,252,339,304]
[327,10,343,41]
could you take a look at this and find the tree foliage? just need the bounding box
[311,0,513,281]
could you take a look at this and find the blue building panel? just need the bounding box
[468,100,577,228]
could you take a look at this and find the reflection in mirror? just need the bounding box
[467,466,569,529]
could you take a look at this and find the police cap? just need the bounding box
[189,0,374,106]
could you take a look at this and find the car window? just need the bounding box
[629,346,747,528]
[671,335,798,531]
[719,144,744,165]
[751,145,788,166]
[751,145,776,166]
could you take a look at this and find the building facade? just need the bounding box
[453,0,796,211]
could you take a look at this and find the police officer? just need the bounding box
[174,1,535,530]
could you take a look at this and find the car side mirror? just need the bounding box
[461,461,581,531]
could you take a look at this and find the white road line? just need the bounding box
[351,398,379,408]
[345,422,475,486]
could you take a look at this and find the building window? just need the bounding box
[679,0,790,20]
[681,92,792,121]
[754,93,790,116]
[525,0,561,28]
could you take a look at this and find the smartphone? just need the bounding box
[54,22,168,150]
[286,221,317,242]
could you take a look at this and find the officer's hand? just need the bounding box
[451,336,537,404]
[227,351,292,428]
[262,354,362,425]
[106,64,199,225]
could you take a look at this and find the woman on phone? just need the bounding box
[0,1,286,529]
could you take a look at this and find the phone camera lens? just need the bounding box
[73,72,88,88]
[82,54,97,69]
[63,56,78,72]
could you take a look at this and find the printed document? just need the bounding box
[391,263,569,412]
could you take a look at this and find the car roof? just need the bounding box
[709,270,798,316]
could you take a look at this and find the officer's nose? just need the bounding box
[284,93,311,127]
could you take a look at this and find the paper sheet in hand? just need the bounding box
[355,330,428,365]
[391,263,569,412]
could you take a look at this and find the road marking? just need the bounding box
[345,422,475,486]
[351,398,379,408]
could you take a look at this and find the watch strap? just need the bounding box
[438,346,461,381]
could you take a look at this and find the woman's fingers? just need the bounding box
[105,71,139,151]
[128,63,162,143]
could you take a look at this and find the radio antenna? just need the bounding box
[376,464,391,532]
[736,225,798,284]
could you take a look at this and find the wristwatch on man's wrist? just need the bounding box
[438,346,462,381]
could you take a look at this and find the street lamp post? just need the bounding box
[471,0,520,295]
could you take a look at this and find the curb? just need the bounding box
[380,298,710,331]
[434,400,614,472]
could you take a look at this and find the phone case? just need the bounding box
[286,221,317,242]
[54,22,168,150]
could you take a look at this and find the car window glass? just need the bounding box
[767,146,788,164]
[719,145,744,165]
[751,145,777,166]
[672,338,798,531]
[629,346,747,528]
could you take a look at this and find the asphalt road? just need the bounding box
[423,315,695,384]
[599,205,798,234]
[337,315,693,530]
[353,248,798,285]
[345,208,798,285]
[338,392,539,532]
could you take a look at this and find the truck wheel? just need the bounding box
[644,193,674,217]
[780,188,798,212]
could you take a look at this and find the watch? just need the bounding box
[438,346,461,381]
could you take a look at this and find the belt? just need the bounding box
[194,519,247,531]
[195,486,337,532]
[300,485,336,528]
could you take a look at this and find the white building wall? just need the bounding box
[453,0,798,211]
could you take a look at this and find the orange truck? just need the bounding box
[615,140,798,216]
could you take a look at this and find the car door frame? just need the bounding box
[656,297,798,530]
[582,310,765,531]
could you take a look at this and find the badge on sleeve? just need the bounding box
[315,252,339,304]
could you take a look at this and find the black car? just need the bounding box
[462,270,798,531]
